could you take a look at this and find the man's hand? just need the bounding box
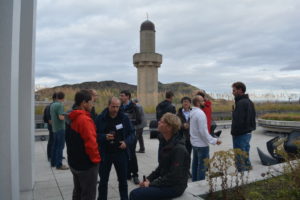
[119,141,126,149]
[183,123,189,129]
[216,140,222,145]
[139,179,150,187]
[58,114,65,121]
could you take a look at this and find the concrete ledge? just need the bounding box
[258,118,300,133]
[133,52,162,65]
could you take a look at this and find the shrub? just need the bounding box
[260,113,300,121]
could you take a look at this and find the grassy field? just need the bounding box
[35,87,300,115]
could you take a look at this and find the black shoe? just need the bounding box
[133,176,140,185]
[136,150,145,153]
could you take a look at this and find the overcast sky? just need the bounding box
[35,0,300,100]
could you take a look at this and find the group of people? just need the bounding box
[43,81,256,200]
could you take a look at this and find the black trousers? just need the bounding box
[98,151,128,200]
[128,136,139,178]
[185,139,192,156]
[71,164,99,200]
[135,128,145,151]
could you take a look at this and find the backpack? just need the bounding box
[156,102,176,121]
[43,104,51,123]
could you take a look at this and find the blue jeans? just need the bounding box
[129,186,182,200]
[232,133,252,172]
[98,151,128,200]
[47,124,54,160]
[51,129,65,168]
[192,146,209,181]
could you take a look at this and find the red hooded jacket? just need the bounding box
[69,110,101,164]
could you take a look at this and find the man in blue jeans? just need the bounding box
[50,91,69,170]
[189,96,221,181]
[231,82,256,172]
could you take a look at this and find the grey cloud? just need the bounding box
[35,0,300,97]
[280,65,300,71]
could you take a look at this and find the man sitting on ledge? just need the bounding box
[129,113,190,200]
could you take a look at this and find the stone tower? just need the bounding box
[133,20,162,109]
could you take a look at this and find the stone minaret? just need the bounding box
[133,20,162,109]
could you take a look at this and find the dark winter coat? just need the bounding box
[147,135,190,195]
[156,100,176,121]
[121,101,142,126]
[95,108,135,158]
[231,94,256,136]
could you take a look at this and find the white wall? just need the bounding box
[0,0,36,199]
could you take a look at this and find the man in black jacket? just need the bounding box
[156,91,176,121]
[129,113,190,200]
[96,97,135,200]
[120,90,141,185]
[231,82,256,172]
[43,92,56,162]
[156,91,176,160]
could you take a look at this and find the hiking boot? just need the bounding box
[56,165,69,170]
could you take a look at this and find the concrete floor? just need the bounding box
[31,126,275,200]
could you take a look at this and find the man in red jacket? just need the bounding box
[66,89,101,200]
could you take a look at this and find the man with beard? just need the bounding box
[190,96,221,181]
[231,82,256,172]
[96,97,134,200]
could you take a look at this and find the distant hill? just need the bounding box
[36,80,208,100]
[56,80,136,91]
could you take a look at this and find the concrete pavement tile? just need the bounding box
[60,185,74,199]
[34,180,57,189]
[33,127,275,200]
[33,186,63,200]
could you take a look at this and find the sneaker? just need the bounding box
[133,176,140,185]
[56,165,69,170]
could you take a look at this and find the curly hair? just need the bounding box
[161,113,182,133]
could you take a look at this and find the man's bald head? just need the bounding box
[192,95,204,108]
[108,97,120,105]
[108,97,121,118]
